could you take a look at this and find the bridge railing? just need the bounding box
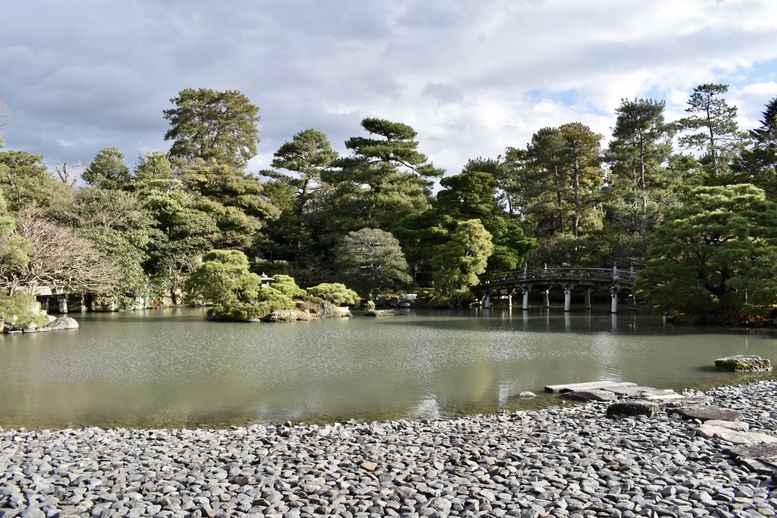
[479,267,637,287]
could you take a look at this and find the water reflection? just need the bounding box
[0,308,775,428]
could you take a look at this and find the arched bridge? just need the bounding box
[476,267,638,313]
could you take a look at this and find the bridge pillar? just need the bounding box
[563,284,574,312]
[520,285,531,310]
[584,288,592,310]
[542,289,550,309]
[57,297,68,314]
[609,287,619,314]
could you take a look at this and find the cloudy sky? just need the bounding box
[2,0,777,178]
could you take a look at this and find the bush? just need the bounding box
[0,293,49,331]
[306,283,361,306]
[187,250,297,321]
[208,287,295,321]
[270,274,307,299]
[209,302,265,322]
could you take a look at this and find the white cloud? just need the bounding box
[2,0,777,175]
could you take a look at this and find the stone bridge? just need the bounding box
[476,266,638,313]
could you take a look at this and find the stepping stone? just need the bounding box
[655,395,712,408]
[606,401,660,418]
[545,381,636,394]
[605,386,661,397]
[565,389,618,402]
[676,406,744,422]
[704,419,749,431]
[695,425,777,445]
[727,443,777,474]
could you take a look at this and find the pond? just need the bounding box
[0,308,774,429]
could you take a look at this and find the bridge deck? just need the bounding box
[478,268,637,291]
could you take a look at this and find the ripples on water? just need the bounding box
[0,308,775,428]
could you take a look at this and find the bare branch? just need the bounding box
[0,99,10,147]
[1,206,117,294]
[55,161,83,187]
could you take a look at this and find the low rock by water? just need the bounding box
[715,355,773,372]
[2,381,777,517]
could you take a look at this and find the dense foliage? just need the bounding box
[1,84,776,322]
[635,184,777,323]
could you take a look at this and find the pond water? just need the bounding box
[0,308,775,429]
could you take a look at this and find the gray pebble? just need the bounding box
[2,381,777,517]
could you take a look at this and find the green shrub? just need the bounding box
[0,293,49,331]
[270,274,307,299]
[306,283,361,306]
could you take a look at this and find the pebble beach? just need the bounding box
[2,381,777,518]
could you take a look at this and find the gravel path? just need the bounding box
[2,381,777,518]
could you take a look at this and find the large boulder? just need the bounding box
[47,316,79,330]
[714,355,772,372]
[606,401,660,418]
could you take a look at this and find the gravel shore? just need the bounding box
[2,381,777,518]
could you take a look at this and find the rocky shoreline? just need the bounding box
[2,381,777,518]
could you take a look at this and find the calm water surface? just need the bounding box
[1,308,775,429]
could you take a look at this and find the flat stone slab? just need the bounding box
[565,389,618,402]
[696,425,777,445]
[714,355,773,372]
[605,386,665,397]
[727,443,777,474]
[676,406,744,422]
[545,381,637,394]
[704,419,749,431]
[651,395,712,408]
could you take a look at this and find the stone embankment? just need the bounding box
[2,381,777,518]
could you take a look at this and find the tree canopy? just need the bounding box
[677,84,744,179]
[332,228,412,298]
[3,82,777,318]
[164,88,261,170]
[83,147,131,190]
[635,184,777,323]
[322,117,443,232]
[431,219,494,308]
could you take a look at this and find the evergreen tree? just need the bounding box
[431,219,494,308]
[635,184,777,323]
[185,249,294,321]
[333,228,412,298]
[558,122,604,237]
[164,88,260,171]
[83,147,132,190]
[677,84,745,180]
[605,98,675,236]
[259,129,338,268]
[508,123,604,238]
[134,151,173,183]
[173,158,280,249]
[263,129,338,219]
[736,96,777,199]
[518,127,568,235]
[322,117,443,233]
[0,151,63,211]
[48,187,155,307]
[434,168,535,272]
